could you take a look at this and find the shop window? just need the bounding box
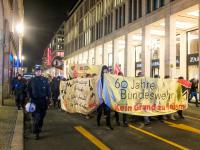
[135,46,142,62]
[108,53,113,68]
[188,30,199,54]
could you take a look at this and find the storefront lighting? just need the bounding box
[132,35,142,41]
[160,21,196,30]
[175,21,196,29]
[187,10,199,17]
[150,30,165,36]
[189,34,199,41]
[16,22,24,35]
[117,40,125,45]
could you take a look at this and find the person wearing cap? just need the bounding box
[28,65,51,140]
[14,74,27,110]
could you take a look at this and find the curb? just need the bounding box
[11,110,24,150]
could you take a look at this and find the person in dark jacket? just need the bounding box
[188,78,199,107]
[14,74,26,110]
[51,76,61,109]
[97,65,113,130]
[28,65,51,140]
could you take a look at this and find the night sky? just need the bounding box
[23,0,78,70]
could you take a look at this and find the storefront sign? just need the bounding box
[69,64,102,77]
[152,59,160,68]
[135,62,142,70]
[52,56,63,70]
[187,53,199,65]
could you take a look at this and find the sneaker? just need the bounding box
[116,122,120,126]
[123,122,128,127]
[85,115,90,119]
[106,125,114,130]
[35,134,39,140]
[169,115,176,121]
[144,121,151,125]
[162,115,167,120]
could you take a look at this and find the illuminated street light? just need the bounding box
[21,55,25,60]
[16,22,24,35]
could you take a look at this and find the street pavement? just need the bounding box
[0,98,17,150]
[25,103,200,150]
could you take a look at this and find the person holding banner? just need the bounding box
[137,72,151,125]
[97,65,113,130]
[115,71,128,127]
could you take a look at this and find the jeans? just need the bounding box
[189,91,199,106]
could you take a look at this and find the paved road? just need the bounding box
[25,104,200,150]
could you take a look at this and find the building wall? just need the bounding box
[0,0,24,105]
[63,0,200,80]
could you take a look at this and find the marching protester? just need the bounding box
[97,65,113,130]
[114,71,128,127]
[28,65,51,140]
[11,72,19,95]
[188,78,199,107]
[51,76,61,109]
[137,72,151,125]
[177,76,189,119]
[14,74,27,110]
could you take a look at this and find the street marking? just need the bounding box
[128,124,189,150]
[74,126,111,150]
[184,115,200,121]
[164,121,200,134]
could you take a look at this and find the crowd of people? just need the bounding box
[10,65,200,139]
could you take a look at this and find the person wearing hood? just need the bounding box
[97,65,113,130]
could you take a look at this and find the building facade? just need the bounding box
[64,0,200,80]
[0,0,24,105]
[42,22,65,76]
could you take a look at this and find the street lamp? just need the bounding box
[16,22,24,35]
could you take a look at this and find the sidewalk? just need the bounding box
[0,98,23,150]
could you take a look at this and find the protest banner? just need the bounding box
[69,64,102,77]
[60,77,99,114]
[102,74,190,116]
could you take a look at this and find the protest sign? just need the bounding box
[102,74,189,116]
[60,77,99,114]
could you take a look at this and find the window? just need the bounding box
[115,4,125,29]
[146,0,151,14]
[153,0,159,10]
[187,30,199,54]
[129,0,142,23]
[105,13,113,35]
[159,0,165,7]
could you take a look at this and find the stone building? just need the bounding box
[63,0,200,81]
[0,0,24,105]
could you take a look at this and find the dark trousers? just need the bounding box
[97,103,111,126]
[115,112,127,124]
[189,91,199,106]
[15,94,24,109]
[32,109,46,134]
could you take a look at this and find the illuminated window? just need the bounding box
[188,30,199,54]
